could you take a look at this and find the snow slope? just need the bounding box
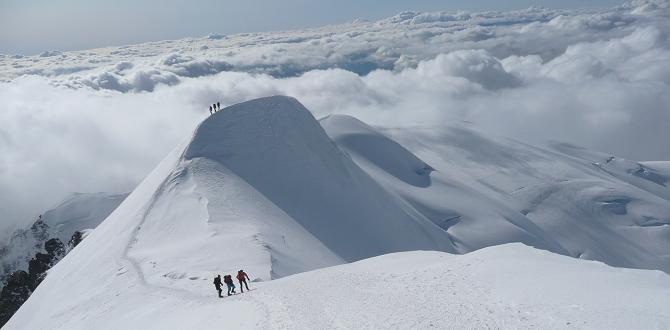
[181,96,454,263]
[5,96,670,329]
[127,94,456,288]
[7,244,670,329]
[321,115,670,272]
[239,244,670,329]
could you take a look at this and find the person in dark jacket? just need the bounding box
[213,275,223,298]
[223,274,236,296]
[217,102,221,111]
[237,270,250,292]
[209,105,213,114]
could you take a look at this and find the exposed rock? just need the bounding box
[68,231,84,250]
[0,271,32,327]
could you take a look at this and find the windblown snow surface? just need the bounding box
[5,96,670,329]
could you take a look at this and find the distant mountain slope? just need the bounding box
[41,192,129,244]
[322,114,670,272]
[0,192,127,327]
[5,96,670,329]
[0,192,127,284]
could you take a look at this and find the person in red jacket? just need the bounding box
[237,270,250,292]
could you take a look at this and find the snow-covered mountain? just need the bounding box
[5,96,670,329]
[41,192,129,244]
[0,192,127,326]
[322,114,670,272]
[0,192,127,285]
[2,0,669,241]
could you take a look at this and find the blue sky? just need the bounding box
[1,0,624,55]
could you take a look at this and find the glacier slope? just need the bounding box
[321,115,670,272]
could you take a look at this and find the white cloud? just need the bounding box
[1,0,661,86]
[416,50,521,90]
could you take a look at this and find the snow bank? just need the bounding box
[245,244,670,329]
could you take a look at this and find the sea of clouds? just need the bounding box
[0,0,669,235]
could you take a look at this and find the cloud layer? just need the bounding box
[2,1,667,87]
[0,0,669,234]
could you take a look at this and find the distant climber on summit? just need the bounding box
[213,275,223,298]
[209,105,213,115]
[223,274,236,296]
[217,102,221,111]
[237,270,250,292]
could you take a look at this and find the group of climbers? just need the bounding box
[213,270,251,298]
[209,102,221,114]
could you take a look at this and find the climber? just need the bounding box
[237,270,250,293]
[213,275,223,298]
[223,274,236,296]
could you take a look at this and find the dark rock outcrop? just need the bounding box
[0,233,87,327]
[0,271,33,326]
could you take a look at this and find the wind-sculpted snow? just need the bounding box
[322,114,670,272]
